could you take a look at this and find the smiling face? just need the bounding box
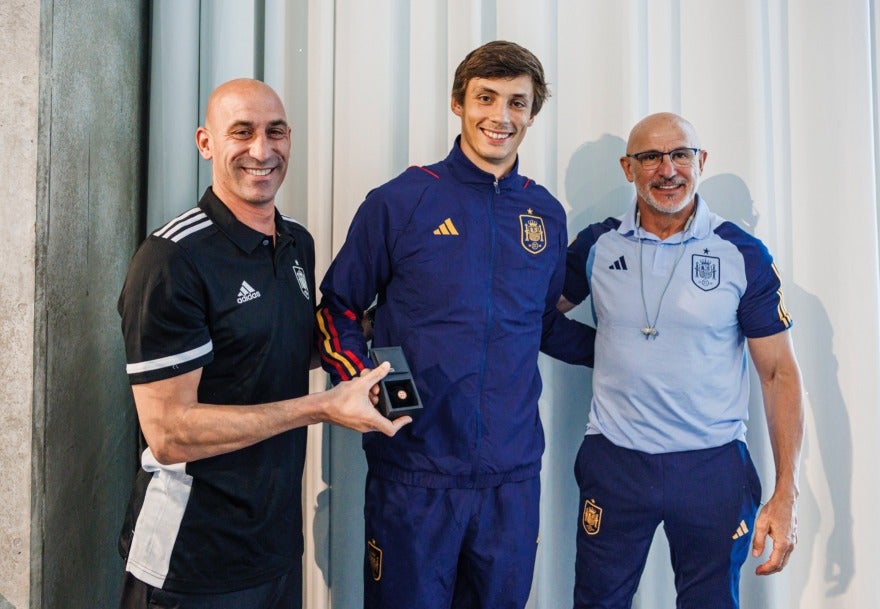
[451,75,536,179]
[196,79,291,210]
[620,113,707,220]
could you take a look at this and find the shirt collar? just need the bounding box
[618,194,711,242]
[198,187,290,253]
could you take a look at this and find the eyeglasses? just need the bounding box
[626,147,700,170]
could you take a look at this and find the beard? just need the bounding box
[638,178,695,215]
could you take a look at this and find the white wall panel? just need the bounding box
[446,0,484,140]
[146,1,200,232]
[555,1,643,224]
[409,1,449,165]
[332,1,403,249]
[197,0,259,194]
[303,0,337,276]
[645,0,682,112]
[263,0,308,228]
[328,6,409,606]
[786,2,880,607]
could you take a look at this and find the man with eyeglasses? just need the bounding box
[558,112,804,609]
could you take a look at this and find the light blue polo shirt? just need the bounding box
[563,196,792,453]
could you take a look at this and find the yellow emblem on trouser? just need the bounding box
[582,499,602,535]
[519,212,546,254]
[368,538,383,581]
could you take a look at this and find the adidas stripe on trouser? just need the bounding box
[573,434,761,609]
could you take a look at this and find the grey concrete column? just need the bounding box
[0,1,149,607]
[0,0,40,605]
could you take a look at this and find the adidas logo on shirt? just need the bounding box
[237,281,261,304]
[608,256,628,270]
[433,218,459,235]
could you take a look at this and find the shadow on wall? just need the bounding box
[564,134,633,237]
[702,176,854,606]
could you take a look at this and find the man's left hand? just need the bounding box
[751,492,798,575]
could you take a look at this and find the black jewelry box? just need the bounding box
[369,346,423,420]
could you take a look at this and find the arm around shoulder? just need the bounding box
[540,306,595,367]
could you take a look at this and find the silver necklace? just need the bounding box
[637,209,695,339]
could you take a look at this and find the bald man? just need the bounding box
[559,113,804,609]
[116,79,409,609]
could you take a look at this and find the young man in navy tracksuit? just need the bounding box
[317,41,594,609]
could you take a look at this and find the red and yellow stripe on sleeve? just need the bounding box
[316,306,366,381]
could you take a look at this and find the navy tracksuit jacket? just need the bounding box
[317,138,594,488]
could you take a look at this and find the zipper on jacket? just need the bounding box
[475,181,498,458]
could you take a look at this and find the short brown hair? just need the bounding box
[451,40,550,117]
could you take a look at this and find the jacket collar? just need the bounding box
[445,135,522,188]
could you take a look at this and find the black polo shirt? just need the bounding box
[117,187,316,593]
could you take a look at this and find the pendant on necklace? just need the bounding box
[641,326,658,339]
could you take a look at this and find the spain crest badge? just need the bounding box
[292,261,310,299]
[582,499,602,535]
[691,254,720,291]
[368,538,383,581]
[519,211,546,254]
